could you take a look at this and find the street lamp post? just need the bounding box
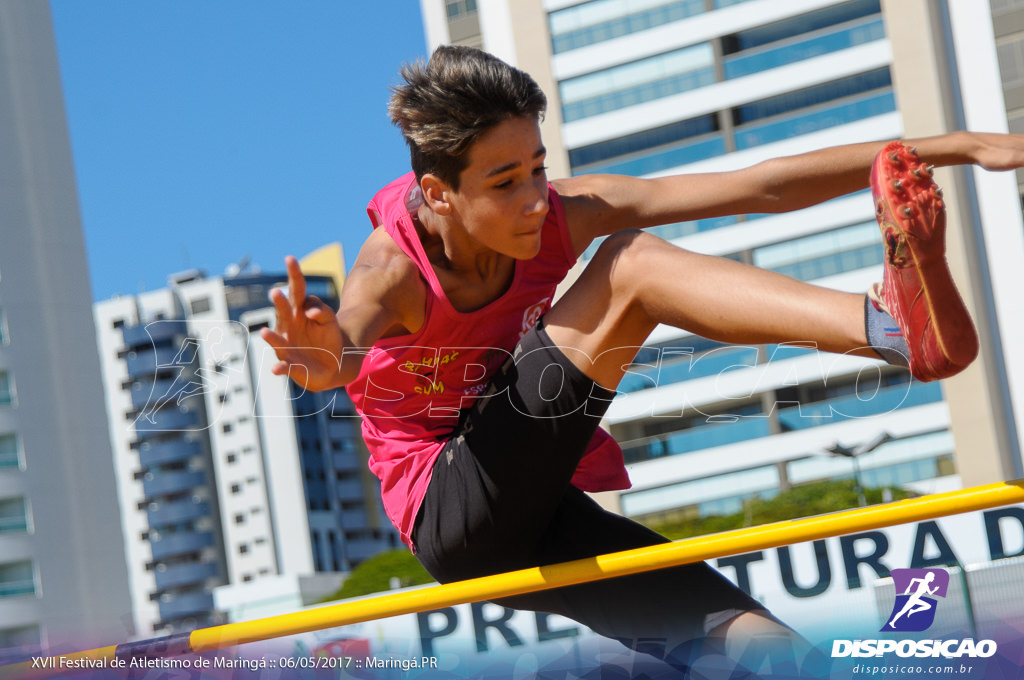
[826,432,894,507]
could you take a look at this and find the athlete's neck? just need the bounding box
[416,203,513,283]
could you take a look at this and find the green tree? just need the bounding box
[646,479,913,540]
[321,549,435,602]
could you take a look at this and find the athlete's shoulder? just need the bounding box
[340,227,427,341]
[353,226,424,290]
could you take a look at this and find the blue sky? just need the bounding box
[50,1,428,300]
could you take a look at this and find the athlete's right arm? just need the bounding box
[260,229,425,391]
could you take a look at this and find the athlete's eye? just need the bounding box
[533,165,548,176]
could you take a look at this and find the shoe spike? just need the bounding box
[902,206,913,217]
[889,153,900,163]
[893,179,903,190]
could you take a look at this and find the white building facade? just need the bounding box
[94,271,399,637]
[0,0,134,657]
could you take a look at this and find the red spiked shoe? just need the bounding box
[869,141,979,382]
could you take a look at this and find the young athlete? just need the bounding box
[262,45,1024,673]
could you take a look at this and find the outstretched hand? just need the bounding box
[260,256,344,391]
[967,132,1024,171]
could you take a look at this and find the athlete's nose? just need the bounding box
[525,177,548,217]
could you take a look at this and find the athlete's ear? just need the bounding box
[420,174,453,216]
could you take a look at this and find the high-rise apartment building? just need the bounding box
[0,0,133,657]
[419,0,1024,525]
[94,265,399,637]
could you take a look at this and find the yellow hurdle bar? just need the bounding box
[4,477,1023,678]
[191,477,1024,650]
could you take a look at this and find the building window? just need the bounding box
[238,544,249,555]
[0,624,41,653]
[222,422,233,434]
[446,0,477,19]
[0,371,15,407]
[559,42,716,122]
[0,433,21,470]
[0,498,29,534]
[190,297,211,314]
[234,513,245,525]
[750,221,883,281]
[0,560,36,599]
[0,307,8,345]
[549,0,707,54]
[230,483,241,494]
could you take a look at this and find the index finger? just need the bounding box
[285,255,307,310]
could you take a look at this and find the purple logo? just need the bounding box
[882,568,949,632]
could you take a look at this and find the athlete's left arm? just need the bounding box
[555,131,1024,258]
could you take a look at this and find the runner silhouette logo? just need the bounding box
[883,568,950,632]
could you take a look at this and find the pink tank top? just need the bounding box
[346,173,630,546]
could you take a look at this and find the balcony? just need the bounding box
[147,498,210,528]
[150,531,215,560]
[122,320,187,350]
[334,479,365,502]
[339,508,370,529]
[158,591,215,621]
[142,470,206,499]
[129,378,195,411]
[331,449,361,472]
[154,562,218,591]
[134,409,200,436]
[125,346,187,379]
[138,440,202,468]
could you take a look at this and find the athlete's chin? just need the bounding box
[510,236,543,259]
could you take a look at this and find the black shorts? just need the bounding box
[411,320,764,648]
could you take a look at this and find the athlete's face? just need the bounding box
[444,116,549,259]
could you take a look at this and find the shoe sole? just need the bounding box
[870,141,978,381]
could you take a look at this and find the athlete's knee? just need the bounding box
[592,229,668,273]
[593,228,652,258]
[590,229,690,291]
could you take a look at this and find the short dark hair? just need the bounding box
[388,45,547,190]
